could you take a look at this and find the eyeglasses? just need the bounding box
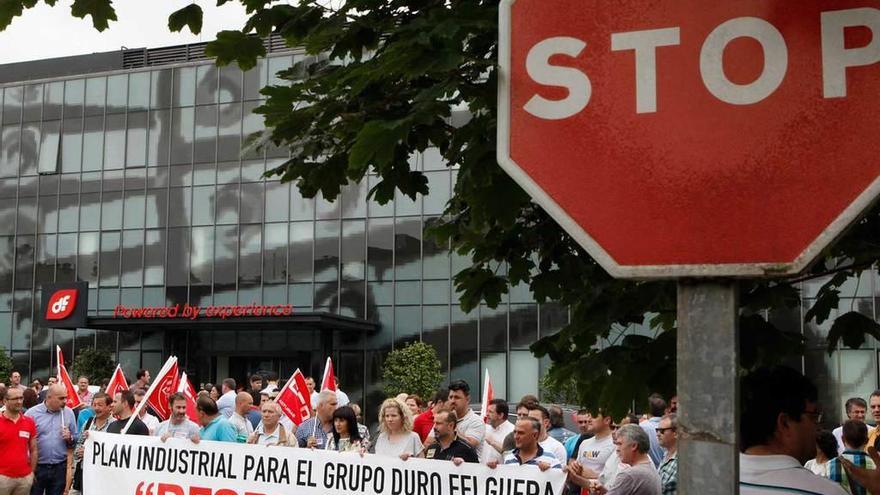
[802,411,823,424]
[656,427,676,434]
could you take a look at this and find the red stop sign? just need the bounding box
[499,0,880,278]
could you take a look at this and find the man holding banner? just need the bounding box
[154,393,200,443]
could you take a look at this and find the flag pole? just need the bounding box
[122,355,177,434]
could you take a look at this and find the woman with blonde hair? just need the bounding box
[373,398,422,459]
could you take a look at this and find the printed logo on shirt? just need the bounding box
[581,450,603,460]
[425,446,439,459]
[46,289,78,320]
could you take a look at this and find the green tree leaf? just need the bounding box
[70,0,116,31]
[204,30,266,70]
[168,3,203,35]
[826,311,880,355]
[71,347,116,383]
[382,341,443,399]
[0,346,13,384]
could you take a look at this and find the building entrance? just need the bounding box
[226,352,315,391]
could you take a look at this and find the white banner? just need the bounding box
[84,431,566,495]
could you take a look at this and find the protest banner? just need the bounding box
[84,431,566,495]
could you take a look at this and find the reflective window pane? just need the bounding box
[43,81,64,120]
[341,220,365,281]
[103,114,126,169]
[61,118,82,172]
[240,182,263,223]
[82,115,104,171]
[99,231,120,287]
[263,223,287,284]
[128,72,150,111]
[192,185,215,226]
[243,58,267,101]
[218,103,242,161]
[173,67,196,107]
[63,79,85,118]
[214,225,237,288]
[395,218,421,280]
[0,125,21,177]
[196,64,219,105]
[367,217,393,281]
[239,224,261,287]
[166,227,189,286]
[22,84,42,122]
[190,226,213,285]
[215,183,239,224]
[121,230,143,287]
[145,189,168,228]
[264,182,289,223]
[219,65,243,103]
[151,69,172,109]
[144,229,165,285]
[77,232,98,283]
[126,111,147,167]
[194,105,217,164]
[147,109,170,166]
[106,74,128,113]
[84,77,106,116]
[314,220,339,283]
[290,222,313,282]
[3,86,23,124]
[19,123,39,175]
[38,120,61,174]
[101,191,123,230]
[170,107,194,165]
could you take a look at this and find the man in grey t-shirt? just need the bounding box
[154,393,201,442]
[596,425,660,495]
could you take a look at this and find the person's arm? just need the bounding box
[65,448,74,495]
[221,423,239,443]
[29,436,38,472]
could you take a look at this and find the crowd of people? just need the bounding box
[4,364,879,495]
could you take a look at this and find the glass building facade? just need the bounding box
[0,46,569,422]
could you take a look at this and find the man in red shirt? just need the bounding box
[0,386,38,494]
[414,389,448,443]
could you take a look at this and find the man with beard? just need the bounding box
[107,390,150,436]
[155,393,200,442]
[420,409,479,464]
[71,393,113,495]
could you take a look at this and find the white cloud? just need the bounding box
[0,0,250,64]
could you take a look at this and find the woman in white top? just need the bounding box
[248,401,297,447]
[373,398,422,459]
[804,430,839,477]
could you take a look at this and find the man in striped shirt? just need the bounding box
[494,417,561,471]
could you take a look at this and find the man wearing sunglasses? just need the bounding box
[656,414,678,495]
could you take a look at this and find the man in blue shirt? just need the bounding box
[639,394,667,467]
[197,396,237,442]
[26,384,78,495]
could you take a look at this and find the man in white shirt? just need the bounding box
[568,407,616,489]
[154,393,200,442]
[216,378,237,418]
[527,403,568,463]
[333,379,350,407]
[448,380,486,457]
[740,366,847,495]
[133,388,161,434]
[482,399,514,464]
[832,397,872,453]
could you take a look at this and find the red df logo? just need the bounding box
[46,289,78,320]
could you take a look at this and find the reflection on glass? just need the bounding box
[63,79,85,118]
[190,226,213,285]
[218,103,242,161]
[214,225,237,288]
[147,109,170,167]
[395,218,421,280]
[121,230,143,287]
[126,112,148,167]
[243,59,267,101]
[173,67,196,107]
[196,64,219,105]
[43,81,64,120]
[263,223,288,284]
[56,233,77,282]
[38,120,60,174]
[85,77,106,116]
[145,188,168,228]
[101,191,123,230]
[144,229,165,285]
[61,118,82,172]
[240,182,263,223]
[422,306,449,373]
[128,72,150,111]
[239,224,261,287]
[367,217,393,281]
[168,187,192,228]
[166,227,189,286]
[103,114,126,169]
[170,107,194,165]
[342,181,367,219]
[194,105,217,164]
[314,220,339,283]
[0,125,21,177]
[77,232,98,283]
[2,86,23,124]
[341,220,365,281]
[37,195,57,234]
[219,65,243,103]
[151,70,172,109]
[215,182,239,224]
[13,236,34,289]
[79,192,99,231]
[106,74,128,113]
[264,182,289,223]
[99,232,120,287]
[22,84,42,122]
[82,115,104,171]
[450,306,479,388]
[19,123,39,176]
[290,222,313,282]
[290,184,315,221]
[58,194,77,232]
[192,185,215,226]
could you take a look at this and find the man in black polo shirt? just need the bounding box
[423,409,479,465]
[107,390,150,436]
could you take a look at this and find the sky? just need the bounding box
[0,0,251,64]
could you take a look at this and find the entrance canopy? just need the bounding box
[84,312,378,333]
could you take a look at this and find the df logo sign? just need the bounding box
[46,289,79,321]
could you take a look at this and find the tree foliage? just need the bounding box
[0,347,12,384]
[382,341,443,399]
[6,0,880,417]
[71,347,115,384]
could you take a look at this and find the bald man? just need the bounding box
[26,385,78,495]
[230,392,254,443]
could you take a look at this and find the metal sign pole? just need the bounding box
[677,280,739,495]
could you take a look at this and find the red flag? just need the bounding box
[56,346,81,409]
[294,369,313,412]
[105,364,129,399]
[144,359,179,421]
[277,369,312,425]
[177,372,199,423]
[320,357,336,392]
[480,369,494,423]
